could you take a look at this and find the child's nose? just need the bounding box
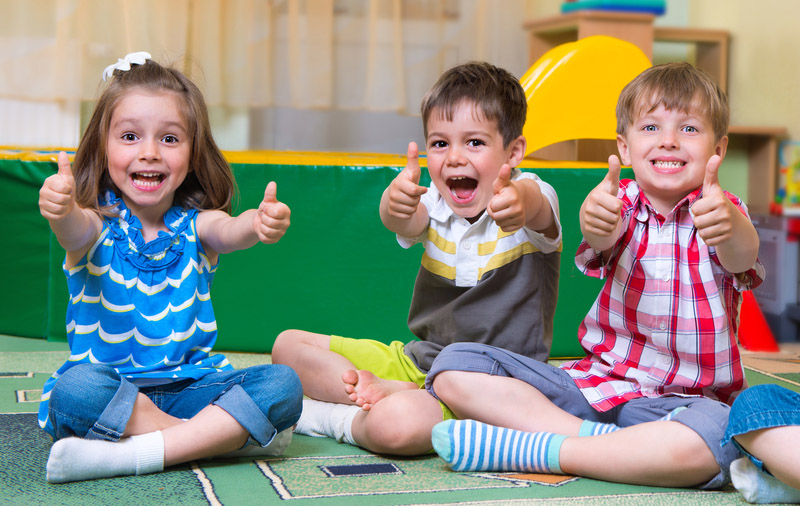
[446,146,465,165]
[658,131,679,149]
[139,139,161,160]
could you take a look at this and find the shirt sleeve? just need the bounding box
[715,193,766,291]
[517,171,562,254]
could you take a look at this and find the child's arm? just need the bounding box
[379,142,429,238]
[579,155,624,255]
[197,181,290,257]
[487,164,558,238]
[691,155,759,274]
[38,152,103,267]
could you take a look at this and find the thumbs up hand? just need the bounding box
[386,142,428,220]
[691,155,734,246]
[580,155,623,243]
[254,181,291,244]
[39,151,77,221]
[488,164,526,232]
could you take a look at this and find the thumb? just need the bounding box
[604,155,621,196]
[703,155,722,196]
[57,151,74,179]
[263,181,278,203]
[405,142,421,184]
[493,164,512,195]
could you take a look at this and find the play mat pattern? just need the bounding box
[3,336,799,506]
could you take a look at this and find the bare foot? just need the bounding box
[342,370,418,410]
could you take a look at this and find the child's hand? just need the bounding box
[581,155,623,239]
[692,155,735,246]
[39,151,76,222]
[253,182,291,244]
[488,164,525,232]
[386,142,427,220]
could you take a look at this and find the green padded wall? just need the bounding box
[0,156,632,358]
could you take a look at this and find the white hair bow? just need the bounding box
[102,51,152,81]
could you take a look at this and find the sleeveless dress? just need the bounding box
[38,191,232,433]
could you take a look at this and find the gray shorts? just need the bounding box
[425,342,740,489]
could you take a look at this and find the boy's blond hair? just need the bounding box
[616,62,729,143]
[420,61,526,148]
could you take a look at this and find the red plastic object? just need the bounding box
[738,291,781,352]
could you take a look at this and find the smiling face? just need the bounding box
[425,100,524,221]
[617,101,727,216]
[106,90,191,223]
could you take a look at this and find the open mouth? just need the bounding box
[131,172,165,189]
[447,176,478,203]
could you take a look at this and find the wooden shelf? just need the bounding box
[729,126,788,215]
[653,26,729,92]
[524,12,785,212]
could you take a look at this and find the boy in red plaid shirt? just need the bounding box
[424,62,765,489]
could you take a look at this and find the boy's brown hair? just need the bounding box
[420,61,527,148]
[616,62,729,143]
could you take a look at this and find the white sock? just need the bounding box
[47,431,164,484]
[294,398,358,445]
[731,457,800,504]
[218,428,293,458]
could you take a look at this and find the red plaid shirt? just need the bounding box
[562,180,765,412]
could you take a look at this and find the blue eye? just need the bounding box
[683,125,698,133]
[643,125,657,132]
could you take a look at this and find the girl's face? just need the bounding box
[106,90,191,222]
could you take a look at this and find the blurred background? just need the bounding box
[1,0,798,154]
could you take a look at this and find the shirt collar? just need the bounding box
[629,182,703,222]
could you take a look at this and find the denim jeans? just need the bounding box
[723,383,800,471]
[427,342,739,489]
[47,362,302,447]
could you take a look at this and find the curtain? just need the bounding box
[0,0,529,146]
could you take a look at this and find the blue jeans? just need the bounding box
[427,342,740,489]
[48,363,302,447]
[723,383,800,471]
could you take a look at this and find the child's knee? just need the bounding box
[430,370,462,401]
[50,364,121,409]
[271,330,298,362]
[48,364,124,439]
[241,364,303,423]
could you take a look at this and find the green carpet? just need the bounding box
[3,335,797,506]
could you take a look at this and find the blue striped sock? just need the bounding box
[660,406,687,422]
[431,420,565,473]
[578,420,621,436]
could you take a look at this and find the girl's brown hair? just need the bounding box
[73,58,235,214]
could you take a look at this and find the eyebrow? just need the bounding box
[111,118,188,133]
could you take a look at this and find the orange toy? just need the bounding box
[738,291,780,352]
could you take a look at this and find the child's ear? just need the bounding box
[715,135,728,159]
[616,134,632,166]
[506,135,526,167]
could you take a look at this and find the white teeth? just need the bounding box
[653,161,684,169]
[133,173,162,188]
[451,176,466,180]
